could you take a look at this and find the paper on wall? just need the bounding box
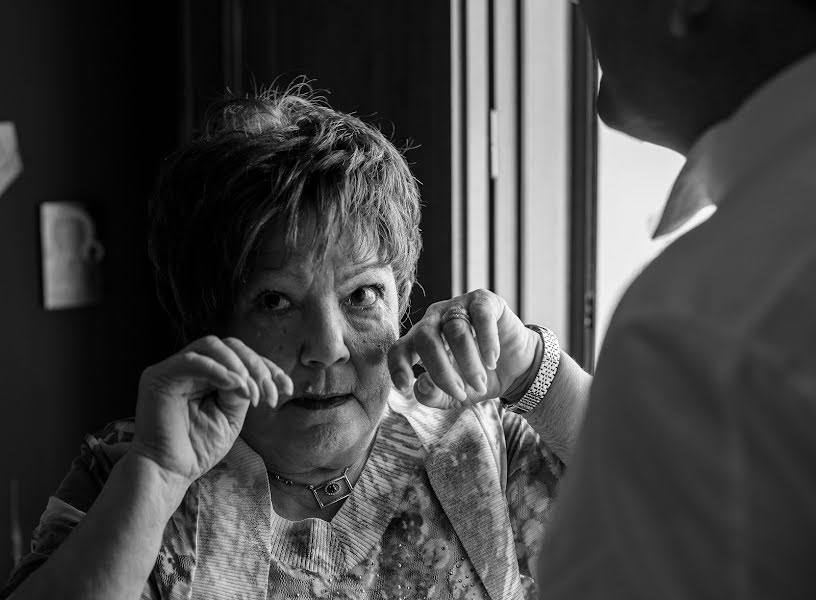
[0,122,23,199]
[41,202,105,309]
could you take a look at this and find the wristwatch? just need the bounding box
[503,325,561,414]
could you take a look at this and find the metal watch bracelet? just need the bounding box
[503,325,560,414]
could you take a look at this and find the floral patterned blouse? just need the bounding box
[1,392,563,600]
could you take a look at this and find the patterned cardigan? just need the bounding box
[2,391,563,600]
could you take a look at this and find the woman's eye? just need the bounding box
[257,291,291,312]
[346,286,380,308]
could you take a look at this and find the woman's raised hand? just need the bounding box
[132,336,293,485]
[388,289,539,409]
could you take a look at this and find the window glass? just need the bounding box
[594,123,714,355]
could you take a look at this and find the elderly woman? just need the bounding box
[2,90,589,600]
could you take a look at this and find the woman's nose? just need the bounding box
[299,307,351,368]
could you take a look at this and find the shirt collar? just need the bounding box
[652,51,816,238]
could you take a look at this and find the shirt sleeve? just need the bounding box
[535,314,816,599]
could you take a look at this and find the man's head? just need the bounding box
[577,0,816,153]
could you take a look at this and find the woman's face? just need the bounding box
[227,219,401,474]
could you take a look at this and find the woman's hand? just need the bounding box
[388,289,539,409]
[132,335,293,485]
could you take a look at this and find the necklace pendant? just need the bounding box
[308,468,354,509]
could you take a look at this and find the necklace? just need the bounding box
[267,467,354,509]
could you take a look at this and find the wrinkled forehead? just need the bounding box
[251,213,387,272]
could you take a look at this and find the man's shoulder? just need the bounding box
[605,202,816,395]
[615,184,816,350]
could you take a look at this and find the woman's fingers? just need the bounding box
[144,335,293,423]
[388,320,468,402]
[171,350,248,395]
[387,339,419,395]
[413,372,461,409]
[221,337,273,408]
[262,356,294,397]
[388,306,472,403]
[413,321,468,402]
[186,336,260,404]
[440,317,486,395]
[260,355,294,407]
[389,289,518,408]
[416,291,503,398]
[222,337,298,410]
[181,336,290,411]
[467,292,502,370]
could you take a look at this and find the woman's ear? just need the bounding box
[668,0,714,37]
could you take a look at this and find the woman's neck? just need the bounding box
[263,434,376,522]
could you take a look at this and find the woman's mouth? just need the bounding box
[287,394,353,410]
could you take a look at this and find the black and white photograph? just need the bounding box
[1,1,815,598]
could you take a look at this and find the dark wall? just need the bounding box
[0,2,179,572]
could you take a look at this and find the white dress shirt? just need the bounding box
[538,51,816,599]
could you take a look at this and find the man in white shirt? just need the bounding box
[538,1,816,597]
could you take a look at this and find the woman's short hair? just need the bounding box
[149,87,422,343]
